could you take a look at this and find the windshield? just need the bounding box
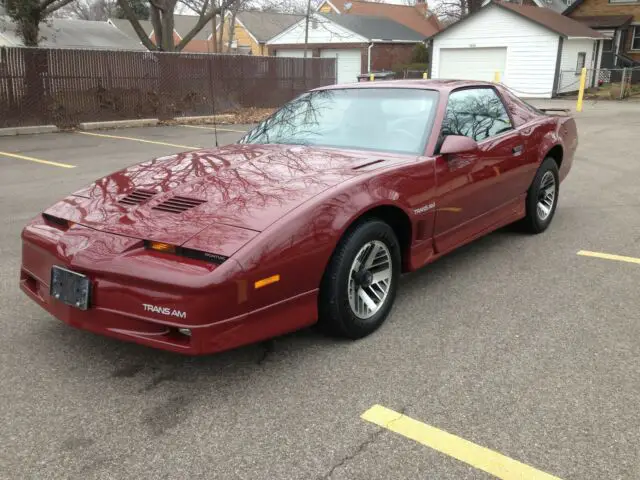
[239,88,439,155]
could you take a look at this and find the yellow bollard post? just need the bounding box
[576,67,587,112]
[370,73,374,81]
[423,71,428,80]
[493,71,500,83]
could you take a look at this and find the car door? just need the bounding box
[433,87,525,254]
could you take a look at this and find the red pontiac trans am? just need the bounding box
[20,80,577,355]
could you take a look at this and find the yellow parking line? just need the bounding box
[180,125,249,133]
[362,405,562,480]
[77,131,200,150]
[0,151,75,169]
[577,250,640,265]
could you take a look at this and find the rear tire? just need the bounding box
[319,220,401,339]
[522,157,559,234]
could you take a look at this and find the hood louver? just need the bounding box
[119,189,156,206]
[152,196,206,214]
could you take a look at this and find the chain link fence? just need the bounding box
[0,47,336,128]
[558,67,640,98]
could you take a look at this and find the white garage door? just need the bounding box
[320,49,361,84]
[439,47,507,82]
[276,49,306,58]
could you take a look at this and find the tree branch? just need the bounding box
[116,0,157,50]
[42,0,76,16]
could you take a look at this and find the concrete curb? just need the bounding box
[78,119,159,130]
[0,125,59,136]
[173,114,235,124]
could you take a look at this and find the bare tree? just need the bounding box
[433,0,483,22]
[116,0,241,51]
[256,0,307,14]
[59,0,118,20]
[2,0,76,45]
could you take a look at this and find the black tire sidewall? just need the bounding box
[526,158,560,233]
[320,220,401,339]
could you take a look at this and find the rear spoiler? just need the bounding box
[539,108,571,116]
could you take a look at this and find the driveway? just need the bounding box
[1,101,639,480]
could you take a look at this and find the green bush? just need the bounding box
[411,43,429,64]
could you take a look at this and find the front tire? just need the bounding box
[522,157,559,234]
[319,220,401,339]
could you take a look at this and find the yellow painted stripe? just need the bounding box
[577,250,640,265]
[361,405,563,480]
[0,151,75,169]
[77,131,200,150]
[180,125,249,133]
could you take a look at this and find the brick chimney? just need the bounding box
[415,0,429,17]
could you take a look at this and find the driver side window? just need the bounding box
[442,88,513,143]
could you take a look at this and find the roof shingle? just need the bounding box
[236,11,305,43]
[320,13,426,41]
[496,1,603,38]
[321,0,440,37]
[0,16,146,49]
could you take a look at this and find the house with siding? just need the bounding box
[563,0,640,67]
[217,11,304,55]
[316,0,441,37]
[268,13,427,84]
[431,1,603,97]
[109,15,215,52]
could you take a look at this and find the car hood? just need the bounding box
[44,144,399,248]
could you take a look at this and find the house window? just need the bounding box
[632,26,640,50]
[576,52,586,74]
[602,39,613,52]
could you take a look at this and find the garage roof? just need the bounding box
[236,11,304,43]
[497,2,603,38]
[570,15,634,29]
[435,1,603,39]
[320,13,426,42]
[0,17,147,49]
[319,0,441,37]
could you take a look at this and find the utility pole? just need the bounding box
[304,0,312,58]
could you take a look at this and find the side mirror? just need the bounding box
[439,135,478,155]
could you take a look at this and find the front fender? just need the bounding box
[231,161,436,308]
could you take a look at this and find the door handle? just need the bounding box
[512,145,524,156]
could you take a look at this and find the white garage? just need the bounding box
[438,47,507,83]
[431,1,603,98]
[320,49,362,84]
[275,49,306,58]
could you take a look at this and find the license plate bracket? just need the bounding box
[50,266,91,310]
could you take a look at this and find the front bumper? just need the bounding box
[20,221,318,355]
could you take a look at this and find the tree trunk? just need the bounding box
[227,9,237,52]
[162,10,175,51]
[211,13,218,53]
[150,7,163,49]
[217,9,225,52]
[19,10,41,47]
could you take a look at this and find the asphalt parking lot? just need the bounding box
[1,100,640,480]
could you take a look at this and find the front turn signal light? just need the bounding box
[255,274,280,289]
[147,241,176,253]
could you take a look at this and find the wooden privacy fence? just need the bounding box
[0,47,336,128]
